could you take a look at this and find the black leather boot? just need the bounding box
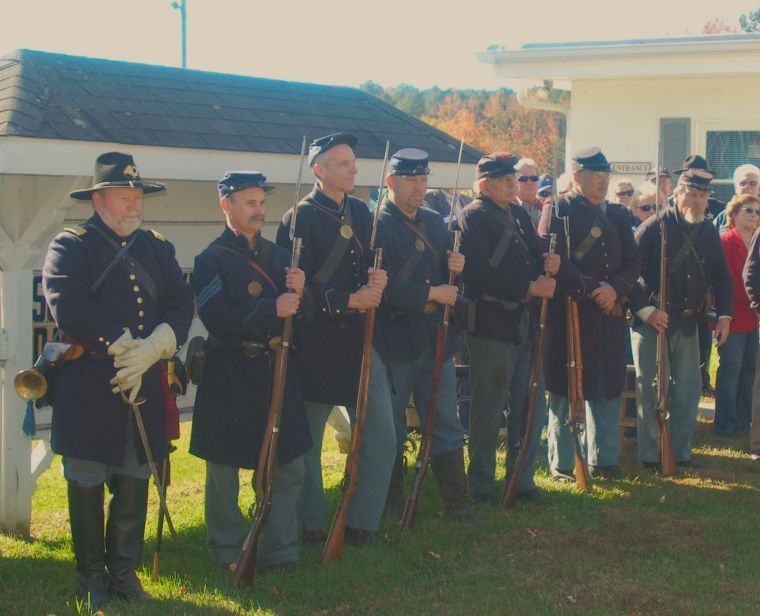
[67,480,110,609]
[383,455,405,519]
[105,475,150,600]
[431,448,475,522]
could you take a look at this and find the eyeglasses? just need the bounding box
[616,189,634,197]
[638,205,655,212]
[740,180,759,187]
[742,207,760,215]
[517,175,539,183]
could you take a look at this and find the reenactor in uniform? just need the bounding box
[459,153,559,503]
[539,148,641,480]
[190,172,312,570]
[42,152,194,606]
[631,166,733,469]
[375,148,473,520]
[276,133,394,545]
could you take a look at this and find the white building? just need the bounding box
[0,49,478,535]
[478,33,760,201]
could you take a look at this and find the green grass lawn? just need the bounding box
[2,411,759,616]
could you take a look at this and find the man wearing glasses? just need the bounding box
[515,157,543,229]
[631,164,733,470]
[539,147,641,480]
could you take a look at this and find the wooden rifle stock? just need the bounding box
[654,162,678,477]
[322,249,384,562]
[401,231,461,531]
[322,142,390,562]
[234,238,303,586]
[567,299,592,492]
[502,234,557,508]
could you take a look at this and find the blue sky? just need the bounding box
[2,0,758,89]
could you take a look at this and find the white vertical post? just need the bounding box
[0,269,34,536]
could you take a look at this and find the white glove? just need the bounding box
[107,328,138,357]
[110,323,177,393]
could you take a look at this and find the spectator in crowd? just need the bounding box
[610,179,635,208]
[537,174,554,208]
[715,193,760,437]
[630,183,662,229]
[713,164,760,232]
[515,157,543,228]
[423,187,472,227]
[646,167,673,198]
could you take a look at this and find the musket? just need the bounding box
[564,212,592,492]
[502,233,558,508]
[234,138,307,586]
[401,137,465,531]
[322,140,390,562]
[653,143,678,477]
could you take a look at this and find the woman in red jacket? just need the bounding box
[715,194,760,436]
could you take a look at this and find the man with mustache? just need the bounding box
[632,165,733,469]
[42,152,193,606]
[374,148,473,521]
[190,172,312,571]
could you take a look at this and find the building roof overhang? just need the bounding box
[477,33,760,80]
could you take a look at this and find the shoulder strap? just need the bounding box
[484,206,531,268]
[669,223,709,291]
[309,203,356,285]
[210,244,278,292]
[83,224,159,302]
[397,217,439,281]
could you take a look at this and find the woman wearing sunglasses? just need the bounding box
[714,193,760,437]
[629,183,662,229]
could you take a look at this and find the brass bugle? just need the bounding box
[14,342,85,401]
[15,356,48,401]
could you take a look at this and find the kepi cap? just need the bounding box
[308,132,358,167]
[218,171,273,198]
[389,148,430,176]
[476,152,519,180]
[572,147,611,172]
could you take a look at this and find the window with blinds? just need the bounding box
[706,130,760,200]
[661,118,691,173]
[706,131,760,179]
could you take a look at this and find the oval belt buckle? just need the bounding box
[424,301,438,315]
[248,281,263,298]
[339,224,354,239]
[590,226,602,239]
[414,238,425,253]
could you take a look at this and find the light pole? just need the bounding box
[171,0,187,68]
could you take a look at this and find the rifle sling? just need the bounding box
[84,224,159,302]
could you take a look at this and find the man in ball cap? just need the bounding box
[190,171,312,571]
[459,153,559,503]
[374,147,473,521]
[631,163,733,470]
[646,167,673,198]
[276,133,394,545]
[538,147,641,480]
[42,152,193,606]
